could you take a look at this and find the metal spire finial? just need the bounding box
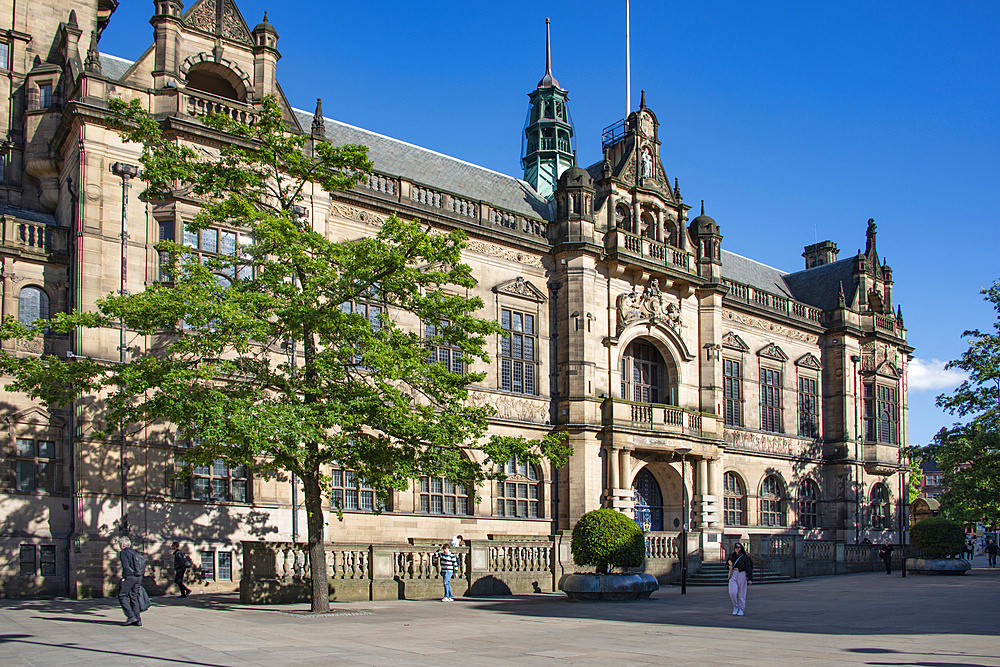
[537,19,560,88]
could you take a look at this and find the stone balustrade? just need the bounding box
[608,398,717,437]
[1,218,68,256]
[608,230,693,272]
[723,279,822,323]
[748,534,909,578]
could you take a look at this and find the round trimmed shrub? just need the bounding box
[571,508,645,574]
[910,517,966,558]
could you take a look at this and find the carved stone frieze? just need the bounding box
[468,390,550,424]
[616,278,681,335]
[464,240,544,268]
[724,310,817,343]
[722,331,749,352]
[757,342,789,362]
[328,203,387,227]
[796,353,822,370]
[186,0,252,44]
[724,429,815,458]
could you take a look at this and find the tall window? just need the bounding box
[864,383,898,444]
[723,359,743,426]
[500,308,536,395]
[760,368,782,432]
[425,320,464,374]
[723,472,745,526]
[157,220,175,282]
[18,286,49,326]
[14,438,57,493]
[798,376,819,438]
[175,458,248,503]
[0,42,9,70]
[39,83,53,109]
[496,457,541,518]
[420,476,471,515]
[760,476,785,527]
[18,544,56,576]
[870,483,889,530]
[798,480,819,528]
[182,224,253,280]
[621,340,668,404]
[331,467,379,512]
[615,204,633,233]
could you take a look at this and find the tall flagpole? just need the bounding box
[626,0,631,117]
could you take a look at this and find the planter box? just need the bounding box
[906,558,971,575]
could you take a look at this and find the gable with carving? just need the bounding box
[185,0,253,45]
[722,331,749,352]
[493,276,547,303]
[796,353,822,370]
[757,343,789,362]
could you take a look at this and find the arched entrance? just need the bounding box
[633,468,663,531]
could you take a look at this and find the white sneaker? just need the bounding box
[442,597,450,601]
[737,609,744,616]
[732,606,738,615]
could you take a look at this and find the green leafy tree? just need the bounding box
[0,96,568,612]
[903,446,924,504]
[930,282,1000,529]
[570,509,645,574]
[909,516,966,558]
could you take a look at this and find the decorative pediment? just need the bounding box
[4,406,66,428]
[875,361,901,379]
[722,331,749,352]
[493,277,547,303]
[796,353,822,370]
[185,0,253,45]
[757,343,789,362]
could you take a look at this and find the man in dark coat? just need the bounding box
[115,535,146,626]
[878,543,893,574]
[172,541,192,598]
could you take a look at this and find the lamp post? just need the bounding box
[676,447,692,594]
[109,161,140,535]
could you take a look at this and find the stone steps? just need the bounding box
[679,561,799,586]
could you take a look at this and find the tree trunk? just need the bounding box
[302,466,330,612]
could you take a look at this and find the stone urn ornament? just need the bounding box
[558,509,658,601]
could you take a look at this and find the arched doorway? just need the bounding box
[633,468,663,531]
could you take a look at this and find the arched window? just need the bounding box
[798,479,819,528]
[621,340,675,405]
[870,483,889,530]
[420,476,471,516]
[760,475,785,526]
[496,457,541,518]
[615,203,633,233]
[640,211,656,239]
[723,472,745,526]
[18,286,49,326]
[185,62,246,101]
[632,468,663,531]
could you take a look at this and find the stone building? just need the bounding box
[1,0,912,597]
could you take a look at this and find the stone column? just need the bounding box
[697,457,720,529]
[607,445,619,502]
[618,448,631,490]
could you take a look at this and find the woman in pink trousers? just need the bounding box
[727,542,754,615]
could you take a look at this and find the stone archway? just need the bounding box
[630,463,683,531]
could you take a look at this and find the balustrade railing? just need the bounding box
[724,279,822,323]
[362,172,398,196]
[611,230,693,273]
[611,399,711,435]
[488,543,551,573]
[185,90,258,124]
[645,532,680,559]
[804,540,835,561]
[411,185,443,209]
[449,195,478,219]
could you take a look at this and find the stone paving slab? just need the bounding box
[1,558,999,665]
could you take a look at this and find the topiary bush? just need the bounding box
[571,508,645,574]
[910,517,966,558]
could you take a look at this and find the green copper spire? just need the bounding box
[521,18,575,199]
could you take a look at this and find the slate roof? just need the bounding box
[98,54,133,81]
[783,259,856,311]
[292,110,550,220]
[720,250,793,298]
[0,203,57,225]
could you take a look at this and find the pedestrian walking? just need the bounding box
[727,542,753,616]
[878,543,893,574]
[965,538,975,560]
[435,543,459,601]
[987,540,999,567]
[114,535,148,626]
[172,541,193,598]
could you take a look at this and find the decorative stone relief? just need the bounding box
[186,0,253,45]
[616,278,681,335]
[493,276,546,303]
[464,240,544,268]
[796,353,822,370]
[757,342,789,362]
[724,310,817,343]
[328,203,387,227]
[722,331,749,352]
[724,430,811,458]
[468,390,549,424]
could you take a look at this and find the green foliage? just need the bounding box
[0,94,569,611]
[904,446,924,504]
[910,516,967,558]
[571,509,645,574]
[930,282,1000,528]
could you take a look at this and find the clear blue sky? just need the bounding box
[100,1,1000,447]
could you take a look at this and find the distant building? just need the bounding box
[919,459,944,499]
[1,0,912,597]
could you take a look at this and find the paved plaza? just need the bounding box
[1,556,998,666]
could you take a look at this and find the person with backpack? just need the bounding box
[987,540,999,568]
[172,541,193,598]
[115,535,148,626]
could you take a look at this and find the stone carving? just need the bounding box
[186,0,252,45]
[464,240,544,268]
[15,337,44,355]
[468,390,549,424]
[328,203,387,227]
[724,430,809,458]
[757,342,788,362]
[796,353,822,370]
[724,310,817,343]
[641,149,654,178]
[494,276,546,303]
[616,278,681,334]
[722,331,749,352]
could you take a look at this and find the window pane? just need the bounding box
[431,495,443,513]
[40,545,56,575]
[512,312,523,332]
[360,490,374,511]
[183,227,198,247]
[37,462,54,493]
[501,309,511,330]
[193,478,209,500]
[524,314,534,334]
[200,551,215,580]
[346,489,358,510]
[444,496,456,514]
[201,229,218,253]
[16,438,33,457]
[231,480,247,503]
[19,545,36,575]
[220,231,237,256]
[443,479,454,494]
[211,478,228,501]
[212,459,228,477]
[431,477,443,494]
[16,461,35,491]
[218,552,232,581]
